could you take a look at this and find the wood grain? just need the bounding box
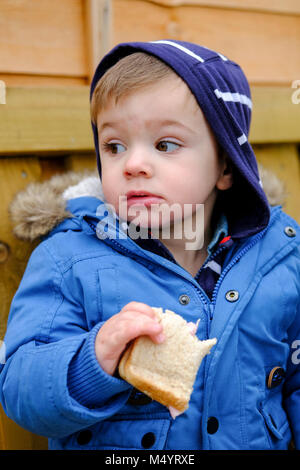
[0,405,47,450]
[140,0,300,15]
[0,87,93,154]
[255,143,300,222]
[0,157,41,340]
[1,85,299,156]
[112,0,300,85]
[0,0,87,79]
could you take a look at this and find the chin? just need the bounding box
[127,212,185,241]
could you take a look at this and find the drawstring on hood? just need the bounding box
[90,40,270,240]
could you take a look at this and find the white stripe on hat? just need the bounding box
[237,133,247,145]
[214,89,252,110]
[149,40,204,63]
[217,52,228,61]
[205,260,222,275]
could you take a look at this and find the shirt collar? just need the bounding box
[207,213,228,255]
[133,213,229,260]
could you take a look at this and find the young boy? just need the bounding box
[0,40,299,450]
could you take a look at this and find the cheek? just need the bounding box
[173,169,217,205]
[101,175,118,207]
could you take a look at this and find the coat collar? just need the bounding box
[9,166,286,243]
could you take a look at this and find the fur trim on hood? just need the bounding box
[9,165,286,242]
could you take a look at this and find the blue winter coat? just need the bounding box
[0,193,299,450]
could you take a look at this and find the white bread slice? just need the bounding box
[118,307,217,413]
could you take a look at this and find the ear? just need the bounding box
[216,156,233,191]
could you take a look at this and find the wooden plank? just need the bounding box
[0,74,87,87]
[0,87,93,155]
[112,0,300,85]
[84,0,112,82]
[1,85,299,156]
[0,157,41,340]
[141,0,300,15]
[0,0,87,78]
[65,154,97,172]
[254,144,300,223]
[0,405,47,449]
[0,406,5,449]
[250,87,300,143]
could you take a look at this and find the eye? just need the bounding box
[156,141,180,152]
[102,142,126,155]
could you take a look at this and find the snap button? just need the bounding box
[141,432,156,448]
[225,290,239,302]
[127,388,152,405]
[267,366,285,389]
[207,416,219,434]
[179,294,190,305]
[76,429,92,445]
[284,226,296,237]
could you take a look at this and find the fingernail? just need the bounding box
[156,333,165,343]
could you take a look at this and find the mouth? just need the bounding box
[125,191,164,207]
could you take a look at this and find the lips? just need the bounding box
[125,190,164,208]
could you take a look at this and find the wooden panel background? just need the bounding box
[0,0,88,86]
[112,0,300,85]
[0,0,299,450]
[0,0,111,86]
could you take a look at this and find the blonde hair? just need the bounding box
[90,52,175,124]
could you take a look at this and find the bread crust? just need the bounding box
[118,307,217,413]
[123,361,188,412]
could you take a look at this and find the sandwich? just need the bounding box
[118,307,217,418]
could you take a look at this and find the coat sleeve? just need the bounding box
[0,241,132,439]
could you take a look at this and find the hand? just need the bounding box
[95,301,165,376]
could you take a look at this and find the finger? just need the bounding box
[96,315,164,375]
[124,316,163,342]
[149,331,166,344]
[118,309,165,344]
[120,302,157,319]
[100,315,160,349]
[126,320,165,346]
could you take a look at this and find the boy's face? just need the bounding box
[97,75,232,235]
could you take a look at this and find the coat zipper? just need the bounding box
[87,218,213,319]
[210,227,268,315]
[210,207,283,314]
[85,217,268,323]
[193,243,229,324]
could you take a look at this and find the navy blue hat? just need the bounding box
[90,39,270,239]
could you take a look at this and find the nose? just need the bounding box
[123,148,153,179]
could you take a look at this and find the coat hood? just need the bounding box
[9,165,286,242]
[90,40,270,240]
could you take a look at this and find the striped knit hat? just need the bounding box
[90,40,270,239]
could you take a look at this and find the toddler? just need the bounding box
[0,40,299,450]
